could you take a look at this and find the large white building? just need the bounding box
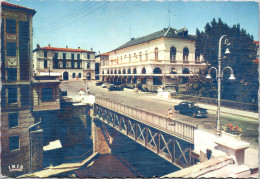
[33,45,96,80]
[101,27,206,91]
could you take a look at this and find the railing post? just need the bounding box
[157,132,160,154]
[127,119,129,136]
[145,127,148,147]
[135,123,137,141]
[119,116,122,131]
[172,138,175,163]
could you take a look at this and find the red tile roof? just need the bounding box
[34,46,94,53]
[2,2,36,15]
[253,41,259,46]
[100,52,109,56]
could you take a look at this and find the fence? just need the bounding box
[171,94,258,112]
[95,97,197,143]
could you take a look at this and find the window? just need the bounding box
[87,62,90,69]
[71,61,74,69]
[8,87,17,104]
[145,50,148,60]
[77,54,80,60]
[9,113,18,128]
[170,47,177,62]
[7,42,16,56]
[155,48,158,60]
[63,53,66,59]
[44,60,48,69]
[87,54,90,59]
[72,73,76,78]
[78,73,81,78]
[9,136,19,151]
[71,53,74,60]
[7,68,17,82]
[55,53,58,58]
[41,88,52,102]
[139,52,142,61]
[183,47,189,61]
[44,51,48,57]
[6,19,16,34]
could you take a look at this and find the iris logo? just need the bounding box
[8,165,23,172]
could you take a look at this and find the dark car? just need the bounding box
[174,102,208,118]
[95,81,104,86]
[108,83,124,91]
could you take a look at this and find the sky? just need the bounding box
[6,0,259,54]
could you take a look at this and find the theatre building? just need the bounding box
[33,45,96,81]
[101,27,206,91]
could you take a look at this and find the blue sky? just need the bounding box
[7,0,259,54]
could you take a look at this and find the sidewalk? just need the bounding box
[145,94,259,120]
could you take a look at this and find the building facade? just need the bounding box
[95,52,109,80]
[33,45,96,81]
[1,2,38,176]
[101,27,206,91]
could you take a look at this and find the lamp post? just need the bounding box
[206,35,235,136]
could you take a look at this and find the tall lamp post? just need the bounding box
[206,35,236,136]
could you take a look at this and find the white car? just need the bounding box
[101,83,110,88]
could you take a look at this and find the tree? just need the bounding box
[193,18,258,103]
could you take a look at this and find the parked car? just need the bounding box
[174,102,208,118]
[101,83,110,88]
[108,83,124,91]
[95,81,104,86]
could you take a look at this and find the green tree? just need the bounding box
[193,18,258,103]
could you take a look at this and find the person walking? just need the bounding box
[168,108,173,118]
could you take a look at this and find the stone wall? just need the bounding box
[30,129,43,172]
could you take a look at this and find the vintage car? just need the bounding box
[174,102,208,118]
[108,83,124,91]
[95,81,104,86]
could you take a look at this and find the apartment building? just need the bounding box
[1,2,39,176]
[33,45,96,80]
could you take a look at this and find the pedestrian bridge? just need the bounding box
[93,97,198,169]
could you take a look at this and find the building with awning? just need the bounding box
[101,27,206,91]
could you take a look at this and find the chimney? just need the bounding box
[78,47,80,49]
[48,44,50,47]
[66,45,68,48]
[37,44,40,48]
[98,51,100,55]
[91,48,93,51]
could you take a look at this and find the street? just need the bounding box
[60,80,259,150]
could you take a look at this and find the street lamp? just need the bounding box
[206,35,235,136]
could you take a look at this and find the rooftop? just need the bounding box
[2,2,36,15]
[113,27,196,51]
[34,46,95,53]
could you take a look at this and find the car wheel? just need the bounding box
[193,112,197,118]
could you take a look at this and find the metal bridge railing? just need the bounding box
[95,97,197,143]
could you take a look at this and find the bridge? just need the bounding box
[92,97,198,169]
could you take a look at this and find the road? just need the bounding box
[60,80,259,150]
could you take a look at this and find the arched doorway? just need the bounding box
[182,68,190,84]
[127,68,131,83]
[153,67,162,85]
[141,67,147,84]
[133,68,137,84]
[63,71,69,80]
[87,72,91,80]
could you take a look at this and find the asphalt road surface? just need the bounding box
[60,80,259,150]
